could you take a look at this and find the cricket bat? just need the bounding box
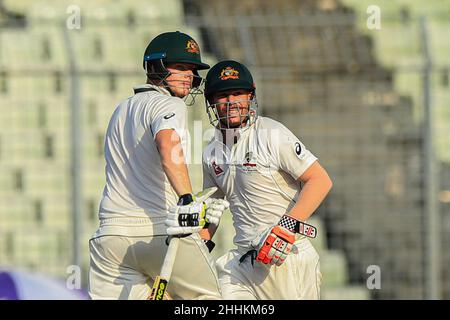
[149,186,218,300]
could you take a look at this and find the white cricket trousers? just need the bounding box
[89,231,222,300]
[216,237,321,300]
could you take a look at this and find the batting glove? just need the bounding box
[204,198,229,226]
[251,215,317,266]
[251,225,298,266]
[165,194,208,236]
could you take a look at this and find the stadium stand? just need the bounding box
[0,0,217,290]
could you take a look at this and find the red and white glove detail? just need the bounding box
[251,215,317,266]
[251,225,298,266]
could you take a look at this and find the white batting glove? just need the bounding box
[204,198,229,226]
[165,199,206,236]
[165,187,218,236]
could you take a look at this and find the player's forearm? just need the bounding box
[199,225,219,253]
[162,159,192,197]
[287,169,333,221]
[156,130,193,197]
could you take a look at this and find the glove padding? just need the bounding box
[251,225,298,266]
[165,200,207,235]
[165,187,220,236]
[204,198,229,226]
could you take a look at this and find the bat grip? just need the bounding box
[160,236,180,280]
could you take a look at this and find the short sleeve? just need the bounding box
[150,98,187,140]
[268,122,318,180]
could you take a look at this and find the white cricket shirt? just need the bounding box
[202,117,317,248]
[97,84,189,235]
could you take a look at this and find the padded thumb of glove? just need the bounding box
[250,228,300,255]
[205,198,230,210]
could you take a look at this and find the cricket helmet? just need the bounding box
[143,31,209,103]
[205,60,258,129]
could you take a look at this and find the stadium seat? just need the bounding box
[0,193,35,228]
[322,285,370,300]
[21,162,69,197]
[83,161,106,195]
[6,227,71,277]
[320,249,349,287]
[35,195,71,228]
[308,217,326,252]
[0,131,48,165]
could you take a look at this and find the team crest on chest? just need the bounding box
[241,151,257,172]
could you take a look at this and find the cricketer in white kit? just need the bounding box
[88,32,229,300]
[201,60,333,300]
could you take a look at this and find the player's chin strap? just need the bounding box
[145,62,204,106]
[152,76,204,107]
[206,96,258,130]
[239,217,318,266]
[182,77,205,107]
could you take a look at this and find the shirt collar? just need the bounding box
[214,120,255,147]
[133,84,172,96]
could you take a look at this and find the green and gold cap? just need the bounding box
[143,31,210,70]
[204,60,255,99]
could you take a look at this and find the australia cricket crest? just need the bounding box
[241,151,257,172]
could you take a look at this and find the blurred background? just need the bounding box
[0,0,449,300]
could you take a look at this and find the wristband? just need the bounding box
[278,215,317,238]
[178,194,193,205]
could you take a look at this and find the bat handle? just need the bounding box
[160,236,180,279]
[149,236,180,300]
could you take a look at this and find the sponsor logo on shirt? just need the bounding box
[294,141,306,159]
[212,160,224,176]
[163,112,175,120]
